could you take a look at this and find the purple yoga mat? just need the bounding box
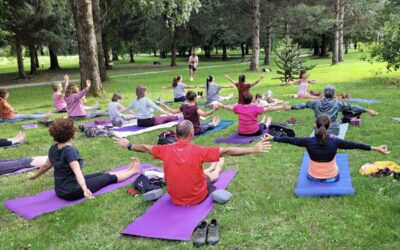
[121,170,237,241]
[113,118,183,132]
[2,166,39,177]
[215,130,267,144]
[4,164,156,220]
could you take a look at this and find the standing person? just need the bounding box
[263,115,389,183]
[221,92,289,136]
[225,74,264,104]
[0,131,25,147]
[164,76,197,102]
[126,85,178,127]
[52,82,68,113]
[202,75,233,108]
[161,91,221,135]
[107,94,136,127]
[113,120,272,206]
[294,70,319,99]
[63,80,107,120]
[188,52,199,81]
[27,118,141,201]
[286,85,379,135]
[0,89,52,123]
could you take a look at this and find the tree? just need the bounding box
[250,0,260,71]
[332,0,340,65]
[71,0,102,96]
[92,0,108,81]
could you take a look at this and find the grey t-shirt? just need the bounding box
[108,102,122,120]
[173,83,187,99]
[126,97,164,119]
[206,84,222,104]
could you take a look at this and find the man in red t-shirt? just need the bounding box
[225,74,264,104]
[114,120,271,206]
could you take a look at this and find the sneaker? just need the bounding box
[142,188,164,202]
[206,219,220,246]
[190,77,193,81]
[192,221,208,248]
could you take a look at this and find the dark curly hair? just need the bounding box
[49,118,76,143]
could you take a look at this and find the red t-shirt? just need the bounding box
[0,98,14,119]
[233,104,264,134]
[180,104,201,134]
[235,83,251,104]
[152,140,220,205]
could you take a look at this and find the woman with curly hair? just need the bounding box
[28,118,141,200]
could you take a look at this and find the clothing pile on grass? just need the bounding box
[359,161,400,180]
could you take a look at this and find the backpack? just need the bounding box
[132,174,163,193]
[342,110,363,124]
[157,130,177,145]
[268,122,295,138]
[83,127,110,137]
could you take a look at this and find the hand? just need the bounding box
[27,172,36,180]
[85,79,92,88]
[253,139,272,153]
[63,74,69,82]
[83,188,94,199]
[368,110,378,116]
[113,137,130,148]
[263,133,274,141]
[373,145,390,155]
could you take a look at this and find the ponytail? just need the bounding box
[239,74,245,84]
[206,75,213,93]
[315,125,327,145]
[172,77,178,88]
[315,114,331,145]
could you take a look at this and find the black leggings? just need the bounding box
[174,96,186,102]
[195,124,215,136]
[137,118,155,127]
[0,157,33,175]
[60,173,118,201]
[0,139,12,147]
[239,123,266,136]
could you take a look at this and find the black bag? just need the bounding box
[268,122,295,138]
[132,174,162,193]
[342,110,363,123]
[157,130,177,145]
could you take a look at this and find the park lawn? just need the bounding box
[0,51,400,249]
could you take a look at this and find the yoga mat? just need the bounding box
[2,166,39,177]
[215,129,267,144]
[4,164,156,220]
[392,117,400,122]
[347,98,381,104]
[1,142,25,149]
[309,123,349,140]
[121,170,236,241]
[197,120,235,136]
[295,153,355,197]
[112,118,183,138]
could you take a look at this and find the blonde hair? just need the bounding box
[65,83,78,97]
[136,85,147,99]
[52,82,62,92]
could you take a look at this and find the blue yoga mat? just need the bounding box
[347,98,380,104]
[295,153,355,197]
[392,117,400,122]
[310,123,348,140]
[198,120,235,136]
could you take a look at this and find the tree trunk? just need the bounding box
[40,46,45,56]
[112,52,119,61]
[204,45,211,58]
[15,38,27,79]
[222,43,227,61]
[241,43,245,58]
[344,40,349,54]
[72,0,102,96]
[320,33,328,57]
[284,22,289,35]
[160,50,167,58]
[34,50,39,68]
[153,49,157,57]
[29,45,37,75]
[102,33,111,70]
[250,0,260,71]
[49,46,61,70]
[263,22,272,65]
[215,47,218,55]
[129,46,135,63]
[245,43,250,55]
[92,0,107,82]
[354,41,357,50]
[338,0,345,62]
[170,28,177,66]
[332,0,340,65]
[313,39,320,56]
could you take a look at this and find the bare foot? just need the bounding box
[128,157,141,174]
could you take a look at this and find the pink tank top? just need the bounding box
[297,80,308,97]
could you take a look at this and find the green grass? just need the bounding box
[1,51,400,249]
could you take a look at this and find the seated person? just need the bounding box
[0,89,51,122]
[255,92,284,107]
[201,75,233,108]
[263,115,389,183]
[64,80,107,120]
[126,85,178,127]
[225,74,264,104]
[161,91,220,135]
[108,93,136,127]
[1,156,47,176]
[287,85,379,135]
[221,92,289,136]
[113,120,272,205]
[28,118,141,201]
[0,131,25,147]
[163,75,197,102]
[294,70,320,99]
[52,82,68,113]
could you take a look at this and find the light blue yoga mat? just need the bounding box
[392,117,400,122]
[197,120,235,136]
[295,153,355,197]
[309,123,349,139]
[347,98,380,104]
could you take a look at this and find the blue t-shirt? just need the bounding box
[48,144,83,197]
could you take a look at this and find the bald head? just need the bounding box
[176,120,194,139]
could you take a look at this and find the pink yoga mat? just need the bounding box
[121,170,236,241]
[4,164,156,220]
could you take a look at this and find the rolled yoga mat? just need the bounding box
[215,129,268,144]
[4,164,156,220]
[295,153,355,197]
[309,123,349,140]
[197,120,235,137]
[121,170,237,241]
[346,98,381,104]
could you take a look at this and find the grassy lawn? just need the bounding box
[1,51,400,249]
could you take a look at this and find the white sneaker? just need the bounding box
[190,77,193,81]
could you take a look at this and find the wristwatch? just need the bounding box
[127,143,132,151]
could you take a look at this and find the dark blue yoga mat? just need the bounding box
[295,153,355,197]
[197,120,235,136]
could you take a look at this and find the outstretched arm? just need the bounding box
[197,107,218,117]
[161,103,181,114]
[27,158,53,180]
[220,139,271,156]
[225,75,236,87]
[113,137,153,154]
[250,75,265,87]
[221,104,234,111]
[339,101,378,116]
[263,104,291,113]
[264,133,309,147]
[290,100,316,110]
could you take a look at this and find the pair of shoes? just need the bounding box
[192,219,220,247]
[197,91,203,97]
